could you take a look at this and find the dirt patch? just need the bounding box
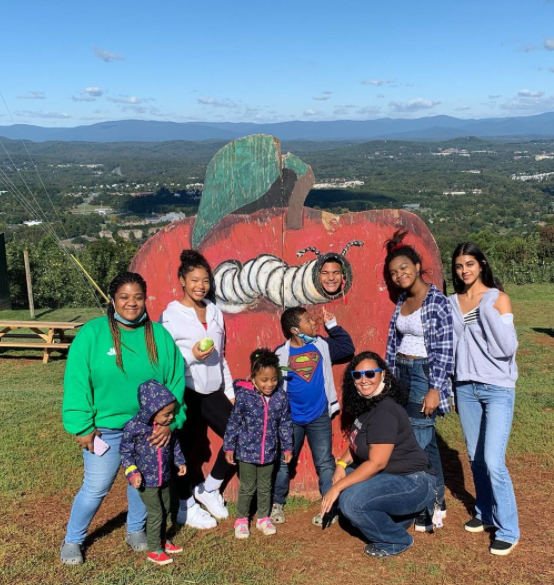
[531,333,554,348]
[4,457,554,585]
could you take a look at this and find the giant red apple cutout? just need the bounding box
[131,134,444,498]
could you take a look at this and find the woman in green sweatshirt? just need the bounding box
[60,272,186,566]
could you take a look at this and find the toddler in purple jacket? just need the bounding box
[120,380,187,565]
[223,349,293,539]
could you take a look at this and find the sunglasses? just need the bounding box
[350,368,383,381]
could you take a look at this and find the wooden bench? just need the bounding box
[0,320,83,364]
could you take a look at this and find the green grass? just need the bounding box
[1,287,553,584]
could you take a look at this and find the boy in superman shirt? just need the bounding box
[271,306,354,527]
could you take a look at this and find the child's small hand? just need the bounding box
[283,452,293,464]
[225,452,236,465]
[322,308,335,323]
[130,473,142,489]
[177,464,187,476]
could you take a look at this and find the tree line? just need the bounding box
[4,225,554,310]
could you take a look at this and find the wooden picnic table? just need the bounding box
[0,320,83,364]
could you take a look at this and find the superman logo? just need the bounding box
[289,351,320,384]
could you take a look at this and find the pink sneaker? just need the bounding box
[256,517,277,536]
[234,518,250,539]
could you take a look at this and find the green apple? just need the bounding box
[198,337,214,352]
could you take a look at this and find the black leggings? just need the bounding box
[176,387,234,499]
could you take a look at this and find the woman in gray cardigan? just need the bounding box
[450,242,519,556]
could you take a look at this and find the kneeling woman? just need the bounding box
[321,351,436,557]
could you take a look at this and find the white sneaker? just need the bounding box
[256,517,277,536]
[194,484,229,520]
[176,502,217,529]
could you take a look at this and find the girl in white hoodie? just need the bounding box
[160,249,234,529]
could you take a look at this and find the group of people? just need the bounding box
[60,232,520,566]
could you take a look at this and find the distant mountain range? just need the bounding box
[2,113,554,143]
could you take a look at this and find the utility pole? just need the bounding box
[23,249,35,319]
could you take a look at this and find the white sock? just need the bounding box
[203,475,223,493]
[181,497,196,509]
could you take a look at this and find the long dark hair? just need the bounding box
[384,229,424,285]
[107,271,158,371]
[341,351,408,432]
[451,242,496,294]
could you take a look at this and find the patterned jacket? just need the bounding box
[120,380,186,488]
[385,284,454,414]
[223,380,293,465]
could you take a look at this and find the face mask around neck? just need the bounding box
[112,303,148,326]
[357,378,386,400]
[295,330,317,345]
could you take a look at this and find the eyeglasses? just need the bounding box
[350,368,383,381]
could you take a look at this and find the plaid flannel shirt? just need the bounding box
[385,284,454,414]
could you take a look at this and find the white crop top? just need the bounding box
[396,308,428,358]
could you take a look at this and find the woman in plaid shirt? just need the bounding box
[384,230,454,533]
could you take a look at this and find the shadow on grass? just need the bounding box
[437,432,475,515]
[532,327,554,338]
[84,511,127,548]
[35,309,57,319]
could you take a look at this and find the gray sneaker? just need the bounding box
[312,513,339,527]
[125,531,148,551]
[60,541,83,565]
[270,503,286,524]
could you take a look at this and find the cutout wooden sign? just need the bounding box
[131,134,444,498]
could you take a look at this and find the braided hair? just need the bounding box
[107,271,158,371]
[340,351,408,433]
[384,229,425,284]
[249,348,280,378]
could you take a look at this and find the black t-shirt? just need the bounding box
[349,397,433,475]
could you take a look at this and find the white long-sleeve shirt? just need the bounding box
[159,299,234,399]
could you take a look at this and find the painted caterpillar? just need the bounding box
[213,241,364,313]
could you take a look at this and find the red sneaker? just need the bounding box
[164,540,183,554]
[147,551,173,565]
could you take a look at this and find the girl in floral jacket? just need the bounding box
[223,349,293,539]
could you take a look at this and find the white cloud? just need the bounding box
[303,108,321,116]
[455,106,471,111]
[545,38,554,51]
[93,45,125,62]
[197,97,239,108]
[356,106,381,116]
[83,87,103,97]
[71,87,105,102]
[518,89,545,97]
[17,91,45,100]
[389,98,441,112]
[500,94,554,112]
[362,79,395,86]
[107,96,154,104]
[312,95,331,101]
[488,94,502,99]
[15,110,71,119]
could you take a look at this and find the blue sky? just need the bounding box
[1,0,554,126]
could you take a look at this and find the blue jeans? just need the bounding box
[65,428,147,545]
[273,410,335,505]
[455,382,520,544]
[339,470,436,555]
[397,356,445,505]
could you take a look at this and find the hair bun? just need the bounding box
[385,229,408,255]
